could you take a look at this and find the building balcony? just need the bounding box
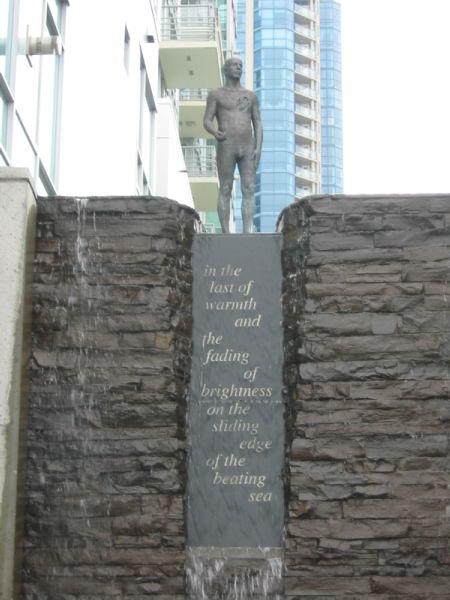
[179,88,212,138]
[294,5,317,21]
[296,103,318,120]
[295,83,316,100]
[295,64,318,80]
[296,145,317,161]
[296,166,317,183]
[295,124,317,140]
[179,88,210,101]
[160,1,224,89]
[294,24,316,41]
[296,186,311,198]
[183,145,218,211]
[294,43,316,60]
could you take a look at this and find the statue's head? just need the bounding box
[223,56,243,81]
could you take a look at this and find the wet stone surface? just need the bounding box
[279,194,450,599]
[21,192,450,599]
[21,196,199,599]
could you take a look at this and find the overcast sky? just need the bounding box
[340,0,450,194]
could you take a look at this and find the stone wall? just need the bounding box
[21,193,450,599]
[22,196,199,599]
[280,195,450,599]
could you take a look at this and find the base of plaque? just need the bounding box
[186,546,284,599]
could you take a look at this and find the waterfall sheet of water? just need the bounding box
[186,547,284,600]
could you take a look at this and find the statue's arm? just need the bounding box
[251,94,263,166]
[203,92,226,141]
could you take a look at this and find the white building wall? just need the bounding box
[57,0,193,206]
[155,98,193,204]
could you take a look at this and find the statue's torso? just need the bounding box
[215,87,255,146]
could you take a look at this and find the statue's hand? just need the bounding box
[214,130,226,141]
[252,148,261,166]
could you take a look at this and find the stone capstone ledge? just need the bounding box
[280,194,450,599]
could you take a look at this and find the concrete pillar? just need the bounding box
[0,168,36,600]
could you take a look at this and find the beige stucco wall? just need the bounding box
[0,168,36,600]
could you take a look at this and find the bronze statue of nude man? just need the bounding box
[203,56,263,233]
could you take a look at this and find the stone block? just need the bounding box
[311,233,374,251]
[370,576,450,595]
[316,263,403,284]
[288,518,410,541]
[374,230,450,248]
[365,435,448,459]
[306,282,424,298]
[285,575,371,595]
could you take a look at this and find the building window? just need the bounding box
[11,113,37,175]
[0,0,12,78]
[0,87,8,148]
[15,0,44,138]
[0,0,67,188]
[47,0,63,28]
[137,53,156,194]
[37,5,63,177]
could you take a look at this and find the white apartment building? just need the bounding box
[0,0,230,211]
[295,0,321,198]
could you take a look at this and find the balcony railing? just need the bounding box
[296,167,317,181]
[295,24,316,39]
[180,88,210,101]
[296,104,317,119]
[161,2,220,42]
[294,5,316,20]
[296,186,311,197]
[295,43,315,59]
[295,64,317,79]
[296,146,317,160]
[296,124,316,139]
[183,145,216,177]
[295,83,315,99]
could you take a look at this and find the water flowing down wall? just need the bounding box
[21,193,450,599]
[22,196,199,598]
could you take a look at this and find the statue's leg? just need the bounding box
[216,143,235,233]
[238,153,256,233]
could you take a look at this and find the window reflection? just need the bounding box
[14,0,44,137]
[38,20,57,173]
[0,0,11,76]
[138,64,156,193]
[11,114,36,173]
[47,0,62,28]
[0,90,6,146]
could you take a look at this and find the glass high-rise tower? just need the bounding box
[253,0,296,232]
[320,0,343,193]
[236,0,342,232]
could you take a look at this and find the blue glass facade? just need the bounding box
[235,0,295,233]
[320,0,343,192]
[254,0,296,232]
[234,0,247,233]
[234,0,342,231]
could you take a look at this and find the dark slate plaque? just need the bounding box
[187,234,284,548]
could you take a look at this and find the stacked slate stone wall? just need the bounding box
[22,196,200,599]
[280,194,450,599]
[21,193,450,598]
